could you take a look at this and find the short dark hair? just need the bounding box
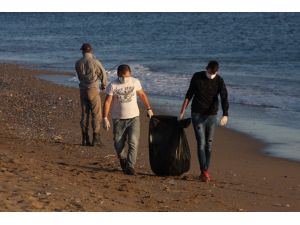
[206,61,219,73]
[80,43,92,53]
[117,64,131,76]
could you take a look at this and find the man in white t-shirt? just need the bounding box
[102,64,154,175]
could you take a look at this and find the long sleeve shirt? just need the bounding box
[75,53,107,90]
[185,71,229,116]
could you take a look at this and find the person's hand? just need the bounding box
[147,109,154,118]
[219,116,228,127]
[178,111,185,120]
[103,117,110,131]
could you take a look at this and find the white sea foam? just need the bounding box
[65,64,300,112]
[106,63,191,98]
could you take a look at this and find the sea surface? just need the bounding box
[1,13,300,161]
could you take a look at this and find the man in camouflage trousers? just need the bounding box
[75,43,107,147]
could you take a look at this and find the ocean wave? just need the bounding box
[68,63,300,112]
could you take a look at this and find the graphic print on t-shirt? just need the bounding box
[106,77,142,119]
[114,86,135,103]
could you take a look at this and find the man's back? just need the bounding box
[75,52,107,89]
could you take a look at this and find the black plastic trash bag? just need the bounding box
[149,115,191,176]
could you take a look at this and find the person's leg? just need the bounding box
[204,115,217,171]
[126,117,140,170]
[88,88,102,146]
[113,119,128,162]
[192,113,207,173]
[84,107,92,146]
[80,89,91,146]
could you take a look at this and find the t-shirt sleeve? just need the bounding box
[106,83,114,96]
[135,79,142,91]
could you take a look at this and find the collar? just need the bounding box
[84,52,94,59]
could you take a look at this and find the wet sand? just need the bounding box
[0,63,299,211]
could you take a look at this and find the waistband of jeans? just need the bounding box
[113,116,139,121]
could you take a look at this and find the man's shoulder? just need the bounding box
[108,78,119,86]
[131,77,142,89]
[106,79,118,93]
[131,77,140,83]
[75,58,82,65]
[194,71,206,75]
[92,57,102,65]
[75,57,86,65]
[216,74,224,81]
[192,71,206,78]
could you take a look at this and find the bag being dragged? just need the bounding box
[149,115,191,176]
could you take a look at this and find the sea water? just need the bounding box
[1,13,300,161]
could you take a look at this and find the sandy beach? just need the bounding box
[0,63,299,211]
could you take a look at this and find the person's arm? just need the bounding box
[102,82,113,131]
[219,77,229,126]
[137,89,153,118]
[75,61,81,80]
[179,99,190,120]
[102,94,113,130]
[95,60,107,90]
[103,94,112,118]
[178,74,195,120]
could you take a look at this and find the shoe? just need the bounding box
[200,170,211,182]
[119,158,127,173]
[81,132,92,146]
[125,167,136,176]
[92,133,104,147]
[85,133,92,146]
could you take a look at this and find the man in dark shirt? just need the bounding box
[179,61,229,182]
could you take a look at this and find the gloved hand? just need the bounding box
[103,117,110,131]
[219,116,228,127]
[147,109,154,118]
[178,111,185,120]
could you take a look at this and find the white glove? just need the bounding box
[178,112,185,120]
[219,116,228,127]
[147,109,154,118]
[103,117,110,131]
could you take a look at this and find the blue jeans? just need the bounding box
[112,116,140,168]
[191,113,217,173]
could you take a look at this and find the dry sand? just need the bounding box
[0,63,299,211]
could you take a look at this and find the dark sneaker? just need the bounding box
[119,158,127,173]
[125,167,136,176]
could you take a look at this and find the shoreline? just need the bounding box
[37,74,300,162]
[36,72,274,162]
[35,66,299,163]
[36,73,269,155]
[0,63,299,211]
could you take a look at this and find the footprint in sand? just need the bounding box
[117,184,129,192]
[103,184,110,189]
[71,201,85,211]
